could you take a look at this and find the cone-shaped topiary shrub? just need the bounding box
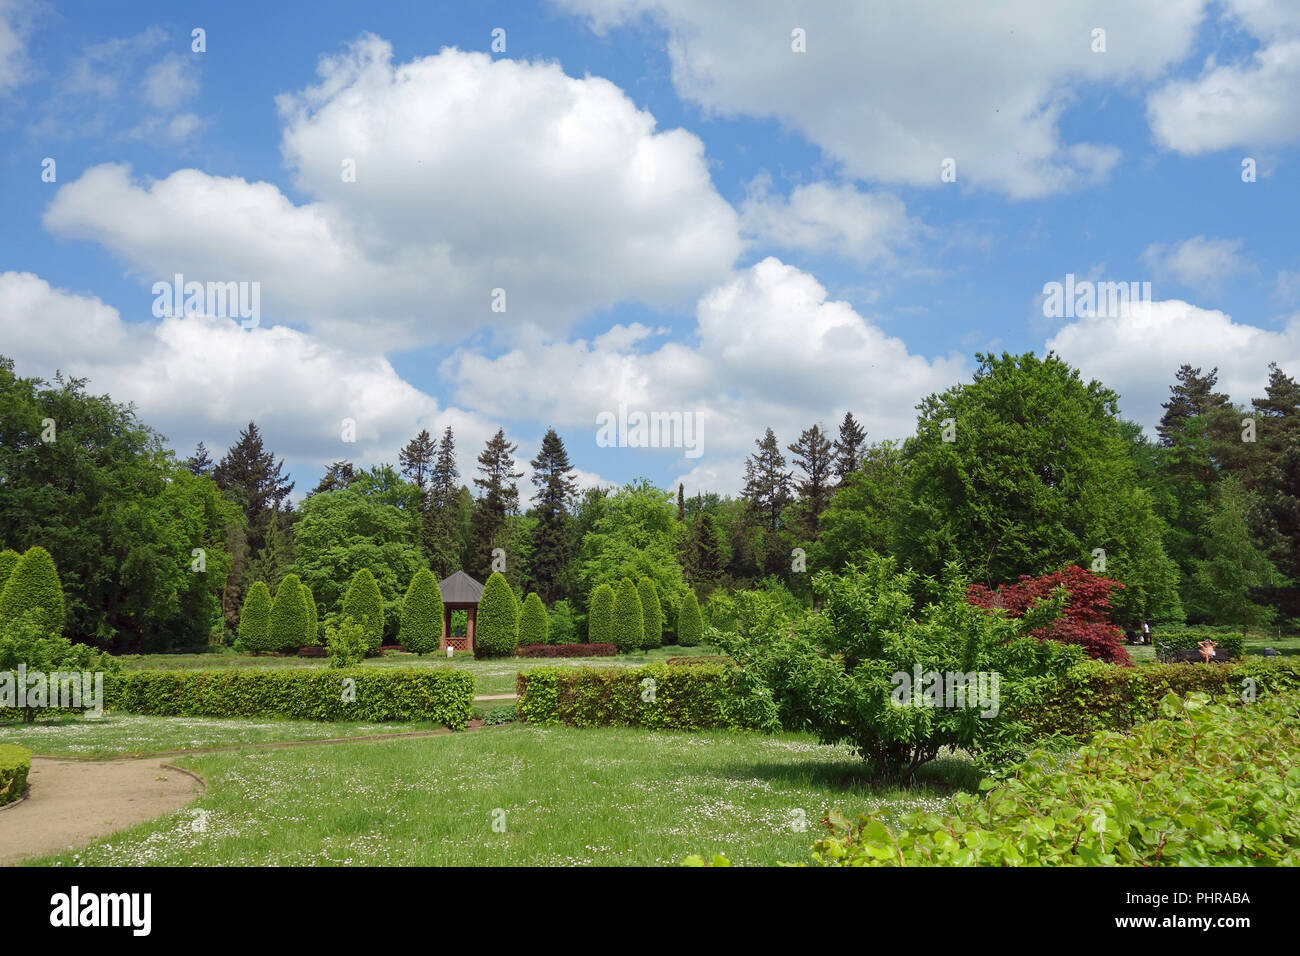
[613,577,644,654]
[303,582,319,646]
[0,546,65,638]
[637,578,662,650]
[519,592,549,646]
[475,571,519,658]
[269,574,311,652]
[677,589,703,647]
[342,568,384,654]
[401,568,444,655]
[0,550,20,596]
[588,583,614,645]
[238,581,272,654]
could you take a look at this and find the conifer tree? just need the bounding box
[833,412,867,478]
[529,427,578,604]
[612,577,644,654]
[469,429,522,578]
[743,427,793,531]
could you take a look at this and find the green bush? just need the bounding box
[638,579,662,649]
[1019,657,1300,739]
[588,584,614,645]
[303,583,319,646]
[400,569,444,655]
[612,578,644,653]
[475,571,519,658]
[482,704,516,725]
[800,691,1300,866]
[236,581,272,654]
[269,574,311,652]
[519,592,549,646]
[325,616,370,669]
[0,618,119,722]
[550,599,579,644]
[677,590,703,647]
[516,663,778,732]
[107,667,475,726]
[1152,628,1246,660]
[342,568,385,654]
[0,546,65,638]
[0,550,20,594]
[0,744,31,805]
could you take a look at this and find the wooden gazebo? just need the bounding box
[439,571,485,653]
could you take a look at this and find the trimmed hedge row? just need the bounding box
[516,663,770,730]
[0,743,31,805]
[1152,629,1246,659]
[1019,657,1300,738]
[514,643,617,658]
[106,668,475,726]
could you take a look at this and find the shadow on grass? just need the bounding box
[718,749,985,798]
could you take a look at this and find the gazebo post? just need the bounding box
[467,607,476,653]
[441,604,450,651]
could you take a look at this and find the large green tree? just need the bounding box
[529,427,578,604]
[468,429,522,579]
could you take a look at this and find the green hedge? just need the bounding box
[475,572,519,658]
[587,584,614,645]
[677,590,703,647]
[0,744,31,805]
[343,569,385,654]
[1019,657,1300,738]
[516,663,774,731]
[1152,629,1246,660]
[106,668,475,726]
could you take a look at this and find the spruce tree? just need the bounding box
[399,429,437,493]
[833,411,867,478]
[311,461,357,496]
[519,592,549,646]
[612,577,644,653]
[743,427,793,530]
[677,483,686,521]
[469,428,522,578]
[423,427,465,576]
[529,427,578,604]
[1157,365,1233,446]
[186,441,214,477]
[789,423,835,531]
[588,583,615,645]
[213,421,295,554]
[1253,363,1300,474]
[400,568,443,655]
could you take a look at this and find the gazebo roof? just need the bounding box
[438,570,485,605]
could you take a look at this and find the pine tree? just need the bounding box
[529,427,578,604]
[677,589,703,647]
[399,429,437,493]
[612,577,644,653]
[789,423,835,530]
[743,428,793,531]
[588,583,615,645]
[475,572,519,658]
[311,461,357,496]
[237,581,272,654]
[469,429,522,578]
[0,546,65,638]
[423,427,465,576]
[834,412,867,479]
[1253,363,1300,473]
[399,568,443,655]
[186,441,214,477]
[213,421,295,554]
[342,568,384,654]
[637,578,662,649]
[1157,365,1233,446]
[519,592,549,646]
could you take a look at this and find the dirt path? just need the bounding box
[0,757,204,865]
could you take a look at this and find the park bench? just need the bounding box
[1155,644,1238,664]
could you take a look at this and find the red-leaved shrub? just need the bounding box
[514,643,617,658]
[966,565,1130,665]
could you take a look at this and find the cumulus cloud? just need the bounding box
[1046,296,1300,429]
[444,257,968,493]
[1148,0,1300,153]
[0,0,35,92]
[44,37,742,351]
[1140,236,1253,295]
[142,53,199,110]
[556,0,1205,198]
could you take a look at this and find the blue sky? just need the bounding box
[2,0,1298,499]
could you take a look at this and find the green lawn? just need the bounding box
[1128,631,1300,665]
[0,713,445,757]
[114,644,720,696]
[26,723,974,866]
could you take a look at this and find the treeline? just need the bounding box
[3,349,1298,653]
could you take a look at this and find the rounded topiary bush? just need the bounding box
[475,572,519,658]
[401,568,444,655]
[588,583,614,645]
[269,574,311,652]
[0,546,65,638]
[637,578,662,649]
[238,581,272,654]
[342,568,384,654]
[677,589,703,647]
[519,592,549,646]
[613,577,644,654]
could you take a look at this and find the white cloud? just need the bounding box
[1148,0,1300,153]
[740,178,918,267]
[0,0,36,92]
[1140,236,1252,295]
[557,0,1205,198]
[142,53,199,111]
[445,257,968,493]
[44,38,741,351]
[1046,297,1300,429]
